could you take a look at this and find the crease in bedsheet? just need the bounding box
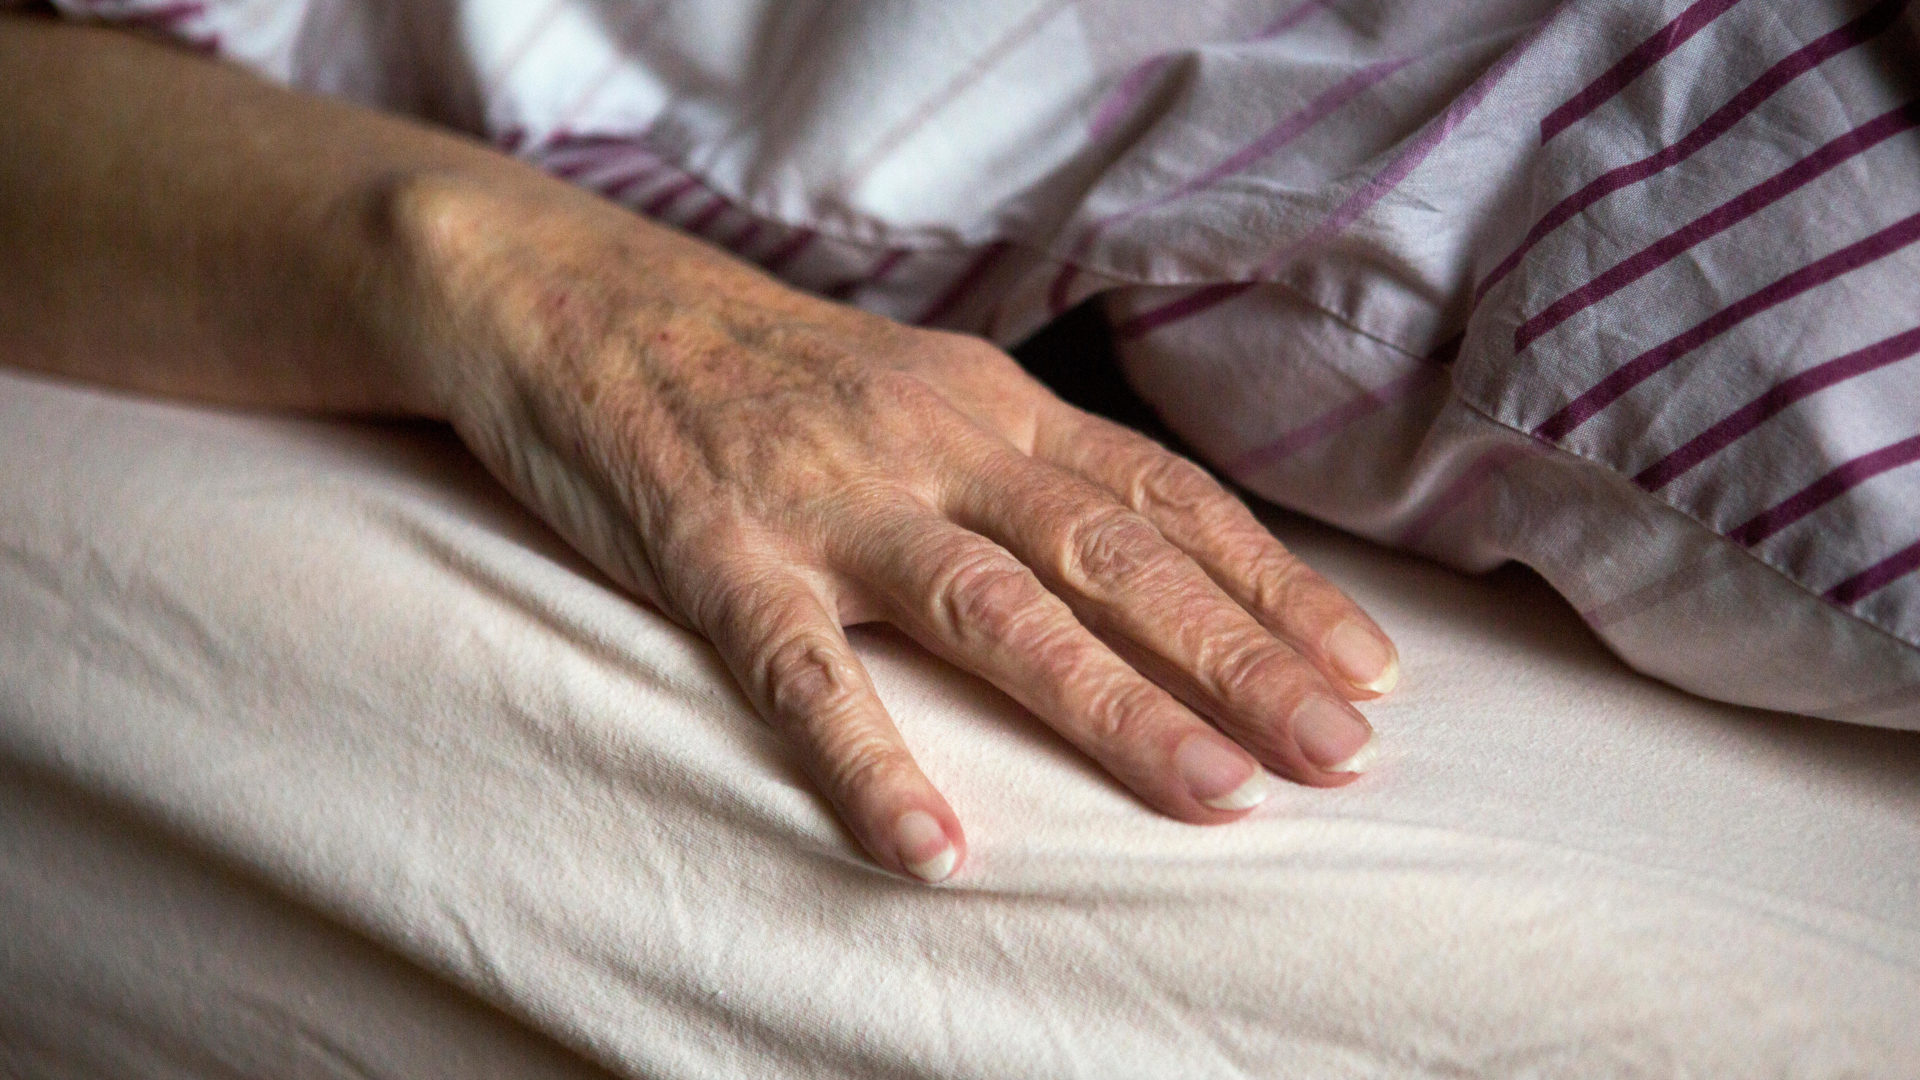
[226,991,388,1080]
[0,760,628,1080]
[956,813,1920,971]
[901,841,1914,1077]
[340,492,819,808]
[0,540,228,753]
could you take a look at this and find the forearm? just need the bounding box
[0,14,568,415]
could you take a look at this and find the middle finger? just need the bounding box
[948,453,1377,783]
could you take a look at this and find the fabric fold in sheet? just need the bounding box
[3,369,1918,1077]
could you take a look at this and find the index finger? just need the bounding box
[694,566,967,884]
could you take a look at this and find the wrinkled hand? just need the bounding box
[394,176,1397,883]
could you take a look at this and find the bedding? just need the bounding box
[8,2,1920,1073]
[46,0,1920,726]
[4,365,1919,1076]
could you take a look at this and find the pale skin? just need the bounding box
[0,14,1398,883]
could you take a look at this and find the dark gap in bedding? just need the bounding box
[1010,299,1176,447]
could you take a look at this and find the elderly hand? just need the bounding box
[393,178,1397,883]
[1,16,1395,883]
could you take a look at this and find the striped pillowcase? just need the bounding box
[1108,0,1920,726]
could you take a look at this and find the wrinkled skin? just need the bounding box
[0,12,1397,883]
[395,177,1398,883]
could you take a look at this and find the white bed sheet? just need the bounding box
[2,367,1917,1078]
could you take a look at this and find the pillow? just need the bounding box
[1103,0,1920,726]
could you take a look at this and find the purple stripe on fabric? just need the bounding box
[759,229,818,274]
[1085,0,1330,140]
[1088,56,1176,141]
[1054,53,1411,316]
[1396,444,1536,548]
[546,145,640,179]
[825,249,909,301]
[1480,0,1907,301]
[589,162,669,200]
[1535,209,1920,442]
[1636,325,1920,492]
[914,242,1012,326]
[1539,0,1747,143]
[838,0,1070,195]
[683,194,731,235]
[1149,57,1413,227]
[113,3,208,28]
[544,131,651,150]
[1227,366,1441,480]
[1726,433,1920,546]
[532,134,663,188]
[1826,536,1920,604]
[639,176,701,218]
[1114,12,1560,342]
[721,218,765,257]
[602,167,675,205]
[1515,100,1920,353]
[1113,282,1256,339]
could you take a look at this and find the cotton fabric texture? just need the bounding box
[3,367,1918,1076]
[8,2,1920,1074]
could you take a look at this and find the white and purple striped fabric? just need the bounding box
[56,0,1920,727]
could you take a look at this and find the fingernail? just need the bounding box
[1292,696,1375,772]
[893,810,957,883]
[1327,621,1399,694]
[1175,735,1268,811]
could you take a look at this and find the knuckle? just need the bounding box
[925,542,1046,642]
[817,730,912,800]
[679,563,753,636]
[1056,505,1169,589]
[1026,620,1102,687]
[685,559,785,641]
[931,329,1013,368]
[880,328,1009,384]
[1080,677,1167,746]
[1248,544,1315,615]
[856,367,950,426]
[1129,453,1224,520]
[759,632,862,722]
[1208,637,1306,703]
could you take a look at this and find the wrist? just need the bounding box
[367,164,718,425]
[351,168,533,422]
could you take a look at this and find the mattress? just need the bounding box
[3,364,1918,1078]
